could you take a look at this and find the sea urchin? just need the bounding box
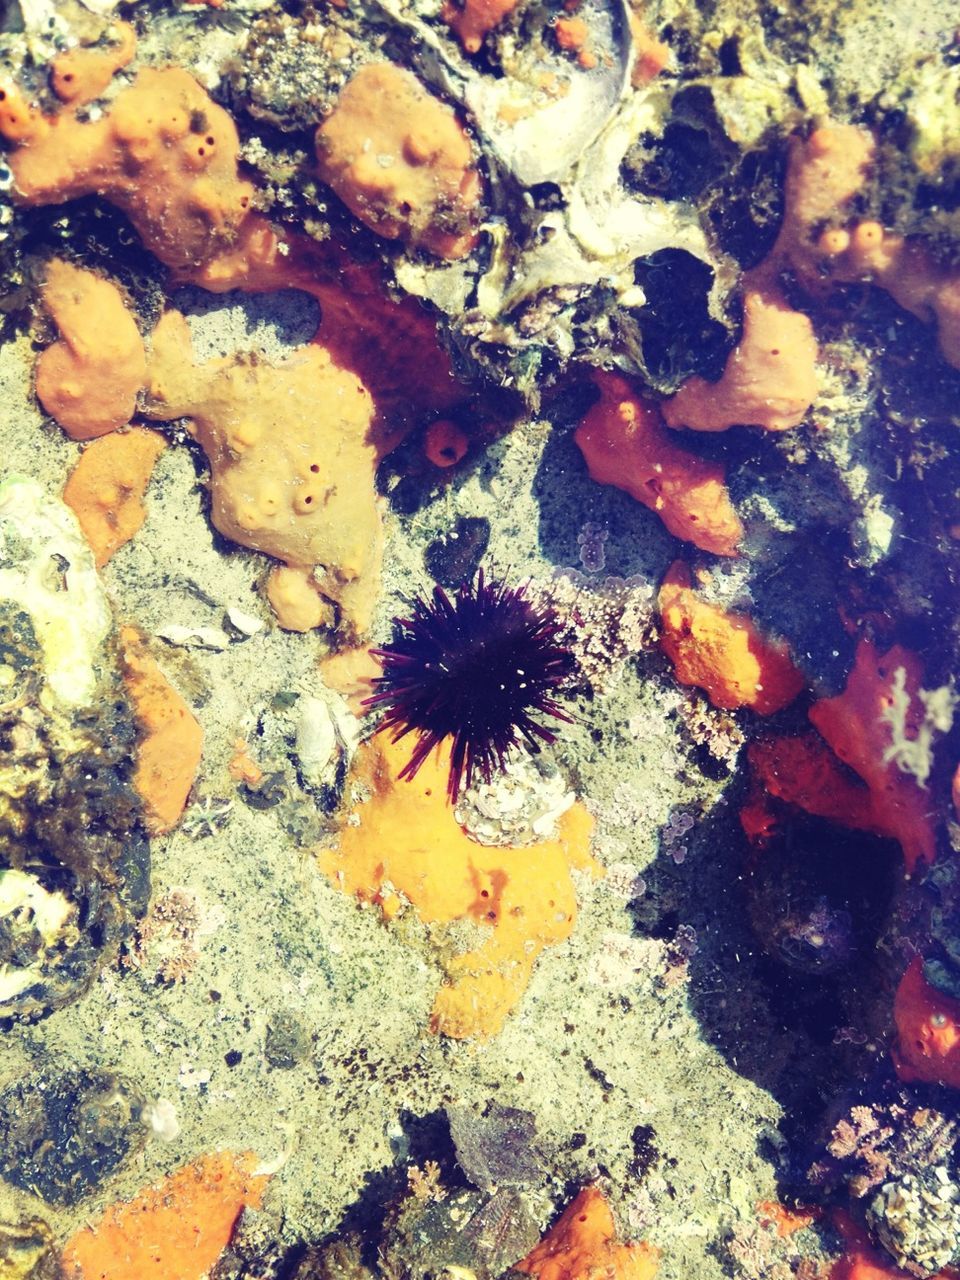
[366,571,575,801]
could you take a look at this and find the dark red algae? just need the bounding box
[365,570,575,801]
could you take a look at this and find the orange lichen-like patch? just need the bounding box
[628,11,670,86]
[35,259,146,441]
[662,287,818,433]
[119,625,203,836]
[0,68,254,270]
[228,738,264,788]
[50,21,136,105]
[319,733,599,1039]
[60,1151,267,1280]
[62,428,166,568]
[756,1200,819,1239]
[554,17,597,69]
[658,562,804,714]
[442,0,520,53]
[143,309,382,636]
[516,1186,659,1280]
[574,372,743,557]
[808,639,937,874]
[892,957,960,1091]
[316,63,480,259]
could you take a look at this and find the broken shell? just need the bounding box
[226,606,265,637]
[155,623,231,651]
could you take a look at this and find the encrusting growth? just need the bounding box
[319,732,598,1039]
[50,21,137,105]
[0,67,254,270]
[316,62,481,259]
[63,428,167,567]
[662,287,819,433]
[142,309,383,636]
[658,562,805,715]
[36,259,146,441]
[118,625,203,836]
[59,1151,268,1280]
[575,371,743,556]
[516,1185,659,1279]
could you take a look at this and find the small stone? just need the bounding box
[424,517,490,586]
[264,1010,311,1069]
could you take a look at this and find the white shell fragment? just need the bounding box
[0,477,111,711]
[293,691,360,791]
[142,1097,181,1143]
[226,606,265,637]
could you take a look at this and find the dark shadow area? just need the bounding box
[9,195,167,335]
[631,797,903,1154]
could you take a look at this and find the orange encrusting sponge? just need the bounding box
[119,625,203,835]
[575,372,743,557]
[63,428,166,567]
[59,1151,268,1280]
[516,1186,659,1280]
[36,259,146,441]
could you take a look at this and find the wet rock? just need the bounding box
[382,1186,539,1280]
[447,1103,541,1190]
[0,1216,57,1280]
[0,1066,145,1207]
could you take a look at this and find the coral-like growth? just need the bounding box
[118,626,203,836]
[63,429,166,567]
[0,68,254,270]
[60,1152,268,1280]
[657,561,805,714]
[316,63,480,259]
[319,731,598,1039]
[662,286,818,433]
[35,260,146,441]
[367,571,576,800]
[516,1185,659,1280]
[574,372,743,556]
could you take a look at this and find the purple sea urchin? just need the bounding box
[366,571,575,801]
